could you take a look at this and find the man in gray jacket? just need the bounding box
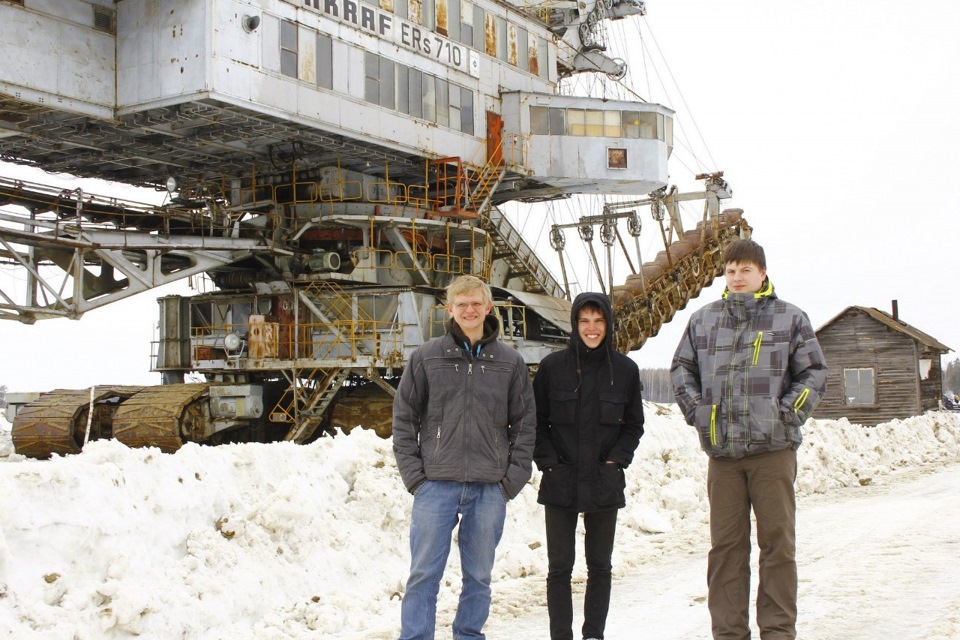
[671,239,827,640]
[393,275,536,640]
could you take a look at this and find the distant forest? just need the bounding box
[639,369,673,403]
[945,358,960,395]
[642,359,960,402]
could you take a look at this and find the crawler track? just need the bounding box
[113,384,212,452]
[11,387,144,458]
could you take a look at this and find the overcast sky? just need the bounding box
[629,0,960,369]
[2,0,959,394]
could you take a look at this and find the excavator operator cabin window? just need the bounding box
[317,34,333,89]
[603,111,621,137]
[446,0,461,40]
[280,20,298,79]
[460,87,474,135]
[568,109,586,136]
[549,108,565,135]
[638,112,658,139]
[622,111,640,138]
[530,107,549,135]
[585,110,604,136]
[436,79,450,127]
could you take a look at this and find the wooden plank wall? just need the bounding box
[814,309,925,425]
[918,345,945,412]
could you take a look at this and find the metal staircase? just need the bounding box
[483,205,564,298]
[272,281,381,442]
[279,367,346,443]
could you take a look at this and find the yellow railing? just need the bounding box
[427,302,528,340]
[350,247,488,278]
[189,318,403,363]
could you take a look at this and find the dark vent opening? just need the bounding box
[93,7,116,34]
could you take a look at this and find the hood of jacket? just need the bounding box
[721,276,776,301]
[721,277,778,319]
[448,314,500,357]
[569,291,614,354]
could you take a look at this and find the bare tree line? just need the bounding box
[639,369,674,403]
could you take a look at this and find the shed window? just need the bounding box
[843,367,876,405]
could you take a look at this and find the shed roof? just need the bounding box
[817,305,952,353]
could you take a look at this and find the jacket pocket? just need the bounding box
[476,363,513,426]
[694,403,726,451]
[427,421,444,465]
[745,397,803,451]
[778,403,804,449]
[596,462,626,507]
[549,389,579,424]
[538,462,576,508]
[599,392,628,425]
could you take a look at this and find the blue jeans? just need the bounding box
[399,480,507,640]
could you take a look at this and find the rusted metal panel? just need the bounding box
[249,314,280,359]
[487,111,503,165]
[528,40,539,76]
[381,0,394,12]
[484,12,496,57]
[436,0,448,36]
[507,23,517,67]
[409,0,422,25]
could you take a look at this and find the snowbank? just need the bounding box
[1,407,958,639]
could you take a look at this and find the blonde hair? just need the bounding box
[445,275,493,306]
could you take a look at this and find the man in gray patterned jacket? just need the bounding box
[671,239,827,640]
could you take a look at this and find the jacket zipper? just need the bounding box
[463,353,474,481]
[793,388,810,415]
[752,331,763,366]
[726,316,750,439]
[710,404,718,446]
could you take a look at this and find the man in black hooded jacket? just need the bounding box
[533,292,645,640]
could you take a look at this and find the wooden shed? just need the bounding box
[813,303,952,425]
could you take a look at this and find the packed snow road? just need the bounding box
[487,464,960,640]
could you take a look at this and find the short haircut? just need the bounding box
[724,239,766,270]
[577,301,605,319]
[445,275,493,306]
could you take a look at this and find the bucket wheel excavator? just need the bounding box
[2,172,748,458]
[0,0,749,457]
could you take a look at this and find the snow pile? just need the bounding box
[1,407,958,639]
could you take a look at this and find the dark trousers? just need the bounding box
[707,448,798,640]
[544,506,618,640]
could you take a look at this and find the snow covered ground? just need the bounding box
[1,406,958,639]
